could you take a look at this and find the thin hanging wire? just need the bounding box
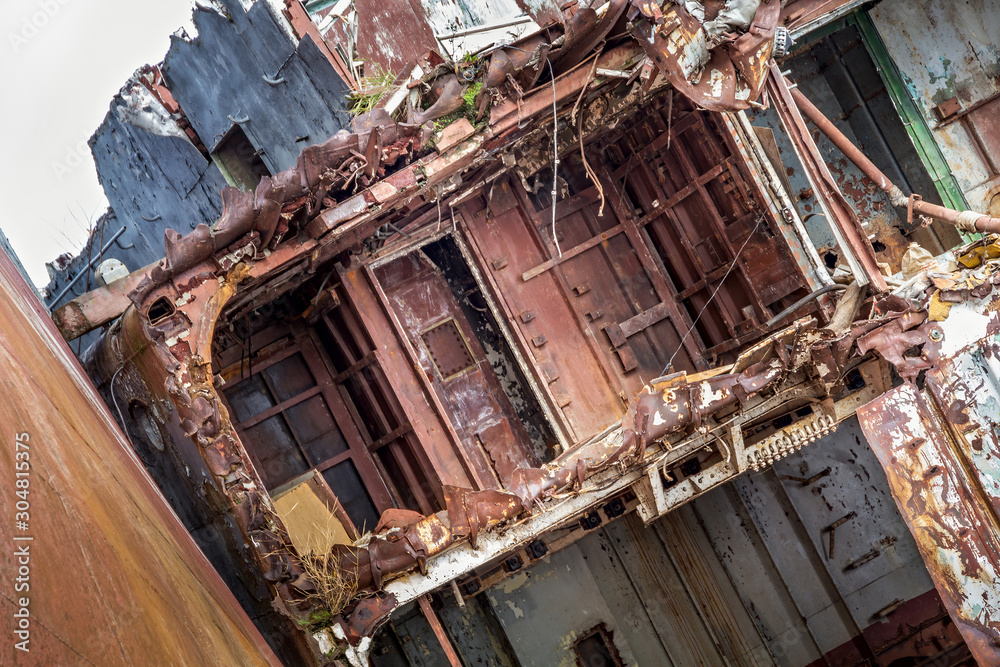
[660,216,765,376]
[498,45,562,256]
[544,55,562,257]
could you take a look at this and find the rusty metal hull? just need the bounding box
[0,248,280,665]
[859,383,1000,665]
[42,2,993,654]
[60,78,858,651]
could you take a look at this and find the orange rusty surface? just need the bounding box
[0,248,280,667]
[629,1,778,113]
[281,0,357,89]
[858,383,1000,665]
[779,0,861,31]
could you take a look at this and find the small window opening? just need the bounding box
[574,623,623,667]
[125,400,166,468]
[213,124,270,191]
[147,296,175,324]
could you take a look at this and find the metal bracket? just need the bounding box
[822,511,856,560]
[907,193,922,225]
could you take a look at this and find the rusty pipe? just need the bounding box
[765,283,846,328]
[905,198,1000,235]
[790,87,907,207]
[790,87,1000,235]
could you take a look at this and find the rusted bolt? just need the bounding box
[503,554,523,572]
[923,465,943,479]
[579,511,602,530]
[824,511,856,559]
[780,467,830,486]
[928,328,943,342]
[604,497,626,518]
[527,539,548,559]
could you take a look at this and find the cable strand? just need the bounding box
[661,216,765,375]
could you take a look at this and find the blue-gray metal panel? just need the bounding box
[437,595,519,667]
[162,2,350,173]
[577,525,679,667]
[654,505,776,665]
[485,543,638,666]
[732,468,859,654]
[391,602,451,667]
[234,0,297,77]
[870,0,1000,214]
[772,416,934,626]
[693,484,824,667]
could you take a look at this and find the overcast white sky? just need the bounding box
[1,1,197,289]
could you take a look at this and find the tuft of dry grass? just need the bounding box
[260,507,368,633]
[296,534,363,625]
[348,64,396,116]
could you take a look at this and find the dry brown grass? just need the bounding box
[259,504,367,633]
[297,544,362,622]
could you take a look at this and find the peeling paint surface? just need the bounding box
[486,545,638,666]
[871,0,1000,215]
[859,385,1000,664]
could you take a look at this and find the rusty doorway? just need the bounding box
[419,236,560,463]
[371,242,544,487]
[459,96,814,441]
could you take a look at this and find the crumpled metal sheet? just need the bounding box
[628,0,779,111]
[856,307,942,382]
[324,313,885,639]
